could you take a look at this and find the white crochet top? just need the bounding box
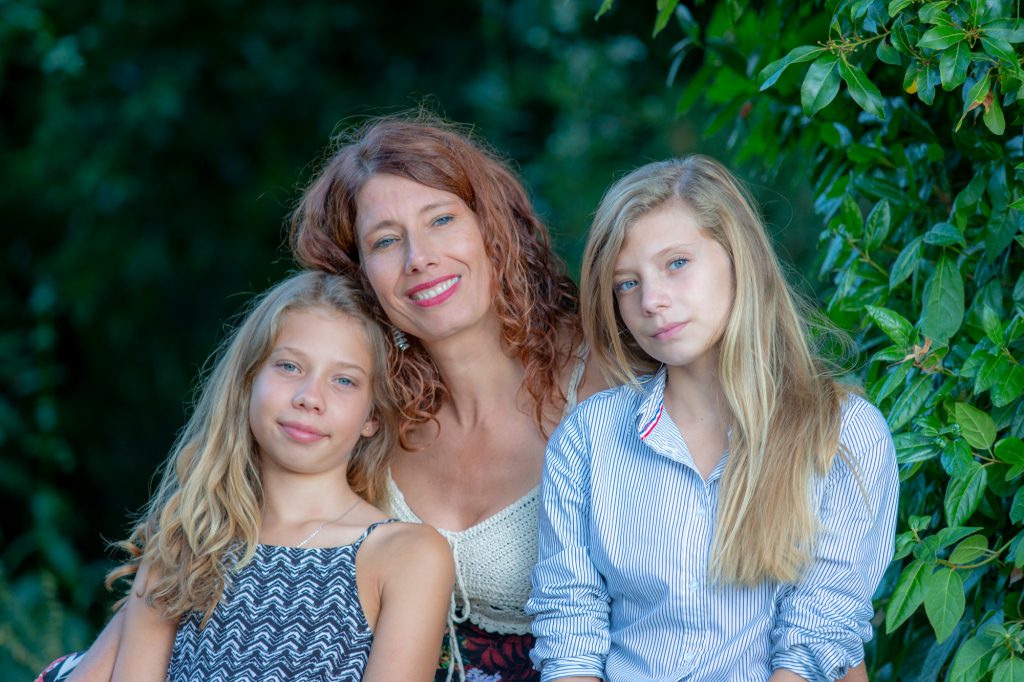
[384,346,588,638]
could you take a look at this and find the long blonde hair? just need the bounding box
[106,271,396,622]
[581,156,848,586]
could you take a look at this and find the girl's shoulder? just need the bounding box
[359,521,453,572]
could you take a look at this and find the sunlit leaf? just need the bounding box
[867,305,913,346]
[839,59,885,117]
[945,464,988,526]
[938,41,971,89]
[923,567,965,642]
[758,45,824,90]
[886,559,928,632]
[948,534,987,563]
[801,55,842,116]
[921,253,964,344]
[954,402,997,449]
[919,25,966,50]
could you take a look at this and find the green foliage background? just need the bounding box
[7,0,1021,679]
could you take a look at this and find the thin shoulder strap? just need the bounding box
[563,341,590,415]
[352,517,400,549]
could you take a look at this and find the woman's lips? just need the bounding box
[406,275,461,307]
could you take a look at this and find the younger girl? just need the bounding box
[63,271,453,681]
[527,157,898,682]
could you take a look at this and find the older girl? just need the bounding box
[527,156,898,682]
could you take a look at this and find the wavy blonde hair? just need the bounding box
[581,156,849,586]
[106,271,397,622]
[289,112,580,443]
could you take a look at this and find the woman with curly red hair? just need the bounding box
[288,114,604,681]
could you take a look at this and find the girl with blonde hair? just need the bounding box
[42,270,453,681]
[527,156,898,682]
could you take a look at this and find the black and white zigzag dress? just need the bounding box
[166,519,397,682]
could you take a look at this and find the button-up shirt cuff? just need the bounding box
[539,654,606,682]
[772,643,855,682]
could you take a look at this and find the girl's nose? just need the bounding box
[293,380,323,412]
[641,282,670,315]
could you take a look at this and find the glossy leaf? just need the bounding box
[981,35,1020,66]
[948,534,987,563]
[801,55,842,116]
[867,305,914,346]
[984,19,1024,43]
[995,438,1024,466]
[919,25,965,50]
[886,559,928,632]
[994,658,1024,682]
[938,40,971,89]
[954,402,996,449]
[984,96,1006,135]
[888,0,914,16]
[924,222,966,246]
[992,361,1024,407]
[923,566,965,642]
[921,253,965,344]
[758,45,824,90]
[947,635,998,681]
[888,374,932,431]
[890,235,924,288]
[945,464,988,526]
[839,59,885,117]
[1012,487,1024,525]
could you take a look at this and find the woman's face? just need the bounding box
[354,173,496,345]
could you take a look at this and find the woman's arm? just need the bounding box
[362,526,454,682]
[109,561,178,682]
[772,400,898,681]
[64,609,124,682]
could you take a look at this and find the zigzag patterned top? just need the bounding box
[166,519,397,682]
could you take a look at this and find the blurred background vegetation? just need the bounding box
[2,0,823,675]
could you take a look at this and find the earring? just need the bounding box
[392,327,410,352]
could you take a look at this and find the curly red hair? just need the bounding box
[290,113,580,446]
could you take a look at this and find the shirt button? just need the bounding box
[689,579,700,591]
[694,505,706,517]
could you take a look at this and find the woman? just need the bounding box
[289,114,604,681]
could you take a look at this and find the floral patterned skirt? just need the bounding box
[437,620,539,682]
[35,652,82,682]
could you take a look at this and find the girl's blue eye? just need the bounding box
[432,215,453,227]
[669,257,689,270]
[614,280,637,294]
[276,361,299,373]
[372,236,397,250]
[334,376,355,387]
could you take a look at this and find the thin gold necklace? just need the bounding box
[295,498,361,548]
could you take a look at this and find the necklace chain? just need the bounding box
[295,498,361,548]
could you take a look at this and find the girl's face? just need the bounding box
[612,201,734,375]
[354,173,497,345]
[249,308,379,476]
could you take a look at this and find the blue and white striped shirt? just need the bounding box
[527,367,898,682]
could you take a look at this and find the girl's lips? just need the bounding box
[653,322,687,340]
[406,275,461,307]
[279,422,326,443]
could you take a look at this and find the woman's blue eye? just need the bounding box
[614,280,637,294]
[669,257,689,270]
[432,215,453,227]
[373,236,397,250]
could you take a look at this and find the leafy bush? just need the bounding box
[603,0,1023,678]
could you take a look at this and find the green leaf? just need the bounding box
[867,305,914,346]
[595,0,615,19]
[877,38,903,65]
[994,657,1024,682]
[839,59,885,117]
[996,438,1024,466]
[916,61,941,104]
[894,431,940,464]
[891,235,924,288]
[981,35,1020,65]
[919,2,952,24]
[653,0,680,37]
[949,534,988,563]
[984,96,1006,135]
[923,566,965,642]
[954,402,997,449]
[939,40,971,89]
[919,26,966,50]
[987,211,1017,261]
[864,199,892,250]
[802,55,842,116]
[974,353,1001,394]
[886,559,928,632]
[924,221,967,246]
[992,360,1024,407]
[888,374,932,431]
[888,0,914,15]
[983,19,1024,44]
[1012,486,1024,525]
[758,45,824,90]
[947,635,998,681]
[921,253,965,344]
[945,464,988,526]
[935,525,983,548]
[962,72,992,116]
